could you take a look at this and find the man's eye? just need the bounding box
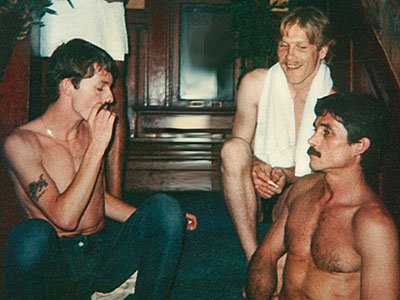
[279,43,288,48]
[296,45,307,50]
[323,130,331,136]
[97,87,104,91]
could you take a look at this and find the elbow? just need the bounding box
[51,215,80,232]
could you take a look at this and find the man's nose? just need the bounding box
[286,46,296,60]
[308,132,317,146]
[105,88,114,104]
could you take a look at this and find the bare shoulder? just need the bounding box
[354,200,397,234]
[353,198,398,249]
[289,173,324,197]
[236,68,269,108]
[240,68,268,88]
[2,126,43,164]
[272,173,323,220]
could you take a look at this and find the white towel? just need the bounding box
[254,61,333,176]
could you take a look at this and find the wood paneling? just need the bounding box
[0,38,30,293]
[147,0,169,106]
[126,20,148,108]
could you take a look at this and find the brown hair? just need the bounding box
[45,39,118,103]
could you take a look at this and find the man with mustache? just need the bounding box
[2,39,197,299]
[246,93,399,299]
[221,7,335,265]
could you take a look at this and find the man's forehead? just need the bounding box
[315,112,344,128]
[281,23,311,43]
[82,66,113,85]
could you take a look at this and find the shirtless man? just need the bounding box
[2,39,197,300]
[221,7,335,262]
[38,0,130,198]
[246,93,399,299]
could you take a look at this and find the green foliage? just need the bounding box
[0,0,74,40]
[29,0,56,22]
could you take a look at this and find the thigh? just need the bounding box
[88,194,185,293]
[5,219,74,299]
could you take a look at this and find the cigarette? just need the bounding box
[267,179,279,188]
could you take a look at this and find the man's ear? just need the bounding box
[60,78,75,96]
[353,137,370,156]
[319,45,329,60]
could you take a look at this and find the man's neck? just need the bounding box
[42,101,83,141]
[322,167,369,205]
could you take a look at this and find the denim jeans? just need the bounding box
[5,194,185,300]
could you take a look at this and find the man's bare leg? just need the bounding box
[221,138,258,261]
[106,60,128,198]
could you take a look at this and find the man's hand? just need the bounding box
[86,102,116,152]
[185,213,198,231]
[252,162,286,199]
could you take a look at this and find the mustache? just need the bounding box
[307,147,321,157]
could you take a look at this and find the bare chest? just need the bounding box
[41,139,87,192]
[293,95,306,136]
[286,202,361,273]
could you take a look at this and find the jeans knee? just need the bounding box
[5,219,58,273]
[145,193,185,235]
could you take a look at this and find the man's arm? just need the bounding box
[231,69,266,143]
[354,207,399,299]
[104,192,198,231]
[2,103,115,231]
[104,192,136,222]
[246,190,289,299]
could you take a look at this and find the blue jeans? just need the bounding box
[5,194,186,300]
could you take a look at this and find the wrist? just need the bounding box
[87,142,107,158]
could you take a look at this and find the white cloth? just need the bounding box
[39,0,128,61]
[254,61,333,176]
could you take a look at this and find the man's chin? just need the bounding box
[309,162,321,172]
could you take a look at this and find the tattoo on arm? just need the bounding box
[29,174,48,202]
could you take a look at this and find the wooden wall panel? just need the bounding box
[126,24,149,108]
[147,0,169,106]
[0,38,30,293]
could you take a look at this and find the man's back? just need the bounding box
[281,174,397,299]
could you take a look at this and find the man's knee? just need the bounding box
[5,219,58,273]
[144,193,185,235]
[221,138,252,172]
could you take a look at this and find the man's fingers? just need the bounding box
[256,185,276,199]
[185,213,198,231]
[87,102,104,121]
